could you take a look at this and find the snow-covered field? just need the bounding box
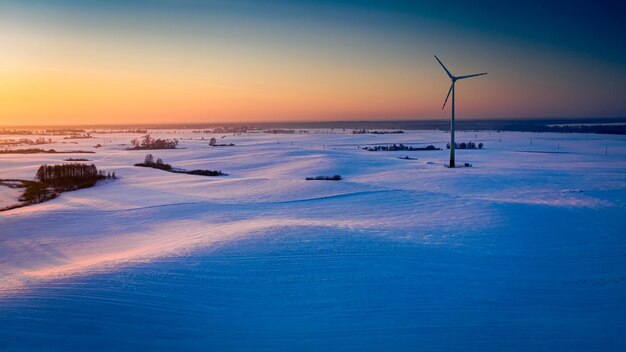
[0,185,21,210]
[0,129,625,351]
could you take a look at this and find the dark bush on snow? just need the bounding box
[446,142,483,150]
[186,169,226,176]
[128,135,178,150]
[305,175,342,181]
[134,154,173,170]
[135,154,227,176]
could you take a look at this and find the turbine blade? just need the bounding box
[456,72,487,80]
[434,55,454,79]
[442,83,453,110]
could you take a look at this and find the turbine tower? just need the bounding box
[434,55,487,168]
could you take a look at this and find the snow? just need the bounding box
[0,129,625,351]
[0,185,21,209]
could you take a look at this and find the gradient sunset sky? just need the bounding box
[1,0,625,126]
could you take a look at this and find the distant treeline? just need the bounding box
[237,118,626,135]
[263,129,297,134]
[352,129,404,134]
[192,126,253,134]
[89,129,147,134]
[499,123,626,135]
[63,133,93,139]
[0,148,94,154]
[9,118,626,134]
[0,137,53,147]
[362,144,439,152]
[0,128,85,135]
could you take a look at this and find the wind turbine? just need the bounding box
[434,55,487,167]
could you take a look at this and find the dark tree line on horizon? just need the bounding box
[352,129,404,134]
[0,148,94,154]
[499,123,626,135]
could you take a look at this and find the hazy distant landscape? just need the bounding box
[5,117,626,134]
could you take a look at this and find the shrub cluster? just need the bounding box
[185,169,226,176]
[0,148,51,154]
[446,142,483,149]
[305,175,342,181]
[134,154,172,170]
[135,154,226,176]
[129,135,178,150]
[209,137,235,146]
[63,133,93,139]
[263,129,296,134]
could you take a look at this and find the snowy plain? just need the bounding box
[0,128,625,351]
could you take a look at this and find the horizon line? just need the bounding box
[2,117,626,129]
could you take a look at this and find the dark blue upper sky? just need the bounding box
[25,0,626,61]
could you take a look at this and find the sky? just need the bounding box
[1,0,625,126]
